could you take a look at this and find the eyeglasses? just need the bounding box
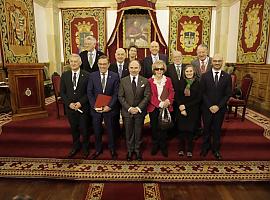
[154,68,165,71]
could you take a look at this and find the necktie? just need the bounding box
[214,72,219,87]
[176,65,181,80]
[101,73,106,92]
[132,76,136,95]
[73,72,77,88]
[89,52,93,67]
[153,56,158,63]
[118,64,123,78]
[201,61,206,73]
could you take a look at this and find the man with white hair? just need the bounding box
[79,36,104,73]
[60,54,90,159]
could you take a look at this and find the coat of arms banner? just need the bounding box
[0,0,38,63]
[61,8,106,63]
[169,7,212,64]
[237,0,270,64]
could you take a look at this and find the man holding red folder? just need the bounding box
[87,55,120,160]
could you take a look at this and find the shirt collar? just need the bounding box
[100,71,108,76]
[88,49,96,55]
[72,69,80,75]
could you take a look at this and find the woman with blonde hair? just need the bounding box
[147,60,175,157]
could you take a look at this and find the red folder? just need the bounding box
[95,94,112,108]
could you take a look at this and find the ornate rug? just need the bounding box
[0,157,269,182]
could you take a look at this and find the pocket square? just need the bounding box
[141,84,145,87]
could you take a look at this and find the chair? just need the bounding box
[52,73,65,118]
[227,74,253,121]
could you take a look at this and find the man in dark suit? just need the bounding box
[200,53,232,160]
[191,44,212,79]
[87,55,120,160]
[60,54,90,159]
[165,50,186,139]
[118,60,150,161]
[143,41,168,78]
[191,44,212,139]
[79,36,104,73]
[109,48,129,79]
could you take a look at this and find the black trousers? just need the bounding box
[179,131,193,152]
[149,108,167,150]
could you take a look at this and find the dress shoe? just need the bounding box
[178,151,184,156]
[136,152,143,161]
[187,152,193,158]
[161,149,168,157]
[91,151,103,160]
[151,146,159,156]
[126,152,132,161]
[200,150,209,157]
[67,148,79,158]
[82,150,89,159]
[213,151,222,160]
[110,150,117,160]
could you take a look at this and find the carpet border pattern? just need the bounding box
[0,157,269,182]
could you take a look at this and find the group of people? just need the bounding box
[60,35,232,161]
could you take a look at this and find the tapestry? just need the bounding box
[0,0,38,63]
[237,0,270,64]
[61,8,106,64]
[169,7,212,64]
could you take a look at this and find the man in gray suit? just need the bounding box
[191,44,212,79]
[118,60,151,161]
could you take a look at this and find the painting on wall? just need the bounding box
[0,0,38,63]
[62,8,106,64]
[169,7,212,63]
[237,0,270,64]
[123,14,151,48]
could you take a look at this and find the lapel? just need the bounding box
[104,71,112,94]
[76,71,85,89]
[135,76,144,96]
[126,77,134,97]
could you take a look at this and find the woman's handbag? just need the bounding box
[158,108,173,130]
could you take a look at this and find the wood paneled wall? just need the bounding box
[235,64,270,111]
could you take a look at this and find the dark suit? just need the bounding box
[109,62,129,79]
[118,75,150,153]
[79,50,104,73]
[200,70,232,153]
[87,71,120,152]
[191,57,212,79]
[143,54,168,78]
[165,63,186,138]
[60,70,90,152]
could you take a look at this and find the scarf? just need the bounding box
[184,79,194,96]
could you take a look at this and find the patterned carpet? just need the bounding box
[0,97,269,182]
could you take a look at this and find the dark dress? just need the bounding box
[175,78,201,132]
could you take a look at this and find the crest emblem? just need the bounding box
[75,21,94,52]
[244,4,261,48]
[179,21,200,52]
[11,7,26,46]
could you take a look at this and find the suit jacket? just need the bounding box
[87,70,120,116]
[60,70,90,113]
[200,70,232,113]
[191,57,212,79]
[165,63,186,90]
[118,75,150,117]
[79,50,104,73]
[109,62,129,79]
[143,54,168,78]
[147,76,175,113]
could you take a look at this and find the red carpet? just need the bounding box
[0,103,269,161]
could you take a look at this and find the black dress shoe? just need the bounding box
[151,146,159,156]
[136,152,143,161]
[126,152,132,161]
[110,150,117,160]
[200,150,209,157]
[67,148,79,158]
[82,150,89,159]
[91,151,102,159]
[213,151,222,160]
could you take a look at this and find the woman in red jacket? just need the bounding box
[147,60,175,157]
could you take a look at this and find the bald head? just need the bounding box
[212,53,223,70]
[115,48,126,63]
[150,41,160,55]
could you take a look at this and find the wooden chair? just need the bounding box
[227,74,253,121]
[52,73,64,118]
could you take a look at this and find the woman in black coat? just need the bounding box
[175,65,201,158]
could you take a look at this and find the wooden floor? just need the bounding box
[0,178,269,200]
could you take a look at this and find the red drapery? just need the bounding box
[106,0,167,62]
